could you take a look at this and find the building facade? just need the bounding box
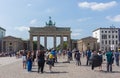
[77,36,97,52]
[71,39,78,50]
[93,27,120,51]
[0,27,6,52]
[2,36,24,52]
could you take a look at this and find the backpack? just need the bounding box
[49,54,54,59]
[68,51,72,57]
[76,52,80,59]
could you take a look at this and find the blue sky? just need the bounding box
[0,0,120,41]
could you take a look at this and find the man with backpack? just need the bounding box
[67,49,72,63]
[74,50,81,66]
[86,50,91,65]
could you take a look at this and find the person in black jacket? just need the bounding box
[74,50,81,66]
[91,51,102,70]
[37,50,45,73]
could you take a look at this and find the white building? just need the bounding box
[0,27,6,52]
[0,27,6,39]
[93,27,120,51]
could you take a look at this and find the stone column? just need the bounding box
[44,35,47,50]
[96,42,98,51]
[54,35,56,49]
[37,35,40,50]
[6,41,8,52]
[67,35,71,50]
[60,35,63,49]
[1,40,3,52]
[30,34,33,51]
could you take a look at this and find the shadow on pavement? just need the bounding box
[94,70,120,73]
[54,65,67,67]
[30,70,68,74]
[44,71,68,74]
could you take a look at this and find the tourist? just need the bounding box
[62,50,66,59]
[106,50,114,72]
[58,49,62,58]
[37,50,45,73]
[46,52,54,72]
[31,51,36,66]
[22,51,27,69]
[50,49,57,65]
[74,50,81,66]
[67,49,72,63]
[114,50,120,66]
[27,51,32,72]
[86,49,91,65]
[91,50,102,70]
[98,51,103,70]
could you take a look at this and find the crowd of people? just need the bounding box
[0,52,16,57]
[20,48,120,73]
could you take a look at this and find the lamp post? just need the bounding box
[110,25,115,51]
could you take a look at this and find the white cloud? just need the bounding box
[78,1,117,11]
[72,29,83,32]
[27,3,32,7]
[71,29,83,37]
[106,15,120,22]
[15,26,29,31]
[45,8,54,13]
[77,17,91,22]
[30,19,37,24]
[71,33,80,37]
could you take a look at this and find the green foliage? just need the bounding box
[33,41,37,50]
[33,41,44,50]
[63,41,67,49]
[56,41,68,50]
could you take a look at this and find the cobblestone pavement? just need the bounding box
[0,57,21,67]
[0,56,120,78]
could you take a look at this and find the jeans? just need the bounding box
[86,57,90,65]
[107,63,112,72]
[116,59,119,66]
[38,61,45,73]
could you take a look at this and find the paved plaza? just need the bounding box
[0,56,120,78]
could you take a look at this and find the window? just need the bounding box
[109,35,111,38]
[105,40,107,44]
[116,40,118,44]
[109,40,111,44]
[10,43,12,45]
[108,31,110,33]
[88,43,90,45]
[116,35,118,38]
[116,47,118,51]
[105,31,107,33]
[112,35,114,38]
[102,34,107,39]
[112,40,114,44]
[102,40,104,45]
[116,31,117,33]
[101,31,103,33]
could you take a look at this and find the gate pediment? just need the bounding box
[44,26,56,31]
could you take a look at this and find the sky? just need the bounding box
[0,0,120,48]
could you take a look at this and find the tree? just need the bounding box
[56,41,68,50]
[33,41,44,50]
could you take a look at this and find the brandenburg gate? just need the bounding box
[29,17,71,50]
